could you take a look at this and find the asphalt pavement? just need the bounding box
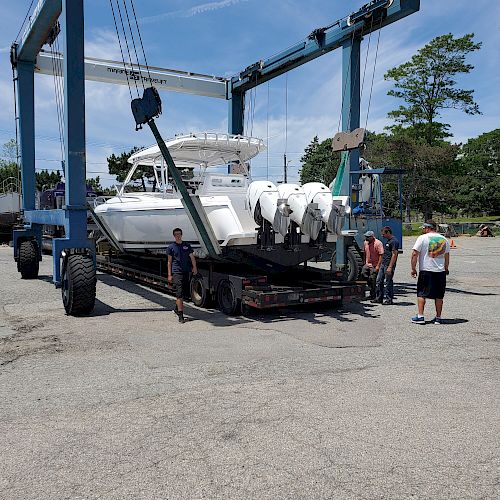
[0,237,498,499]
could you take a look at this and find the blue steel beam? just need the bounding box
[230,0,419,93]
[24,209,65,226]
[16,0,62,63]
[16,61,36,211]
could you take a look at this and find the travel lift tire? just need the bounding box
[217,279,241,316]
[330,245,362,282]
[18,240,39,279]
[61,253,96,316]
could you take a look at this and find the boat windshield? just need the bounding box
[119,133,265,195]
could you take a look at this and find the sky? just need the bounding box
[0,0,498,186]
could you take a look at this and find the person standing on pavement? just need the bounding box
[361,230,384,299]
[373,226,399,305]
[410,220,450,325]
[167,228,198,324]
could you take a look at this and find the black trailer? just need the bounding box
[95,253,365,316]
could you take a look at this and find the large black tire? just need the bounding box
[217,280,241,316]
[61,254,96,316]
[330,246,362,281]
[190,274,211,308]
[18,240,39,279]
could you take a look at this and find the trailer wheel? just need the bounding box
[61,253,96,316]
[330,246,362,281]
[190,274,211,308]
[18,240,39,279]
[217,280,241,316]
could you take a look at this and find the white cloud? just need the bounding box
[85,29,122,60]
[140,0,248,24]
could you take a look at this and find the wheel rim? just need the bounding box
[192,278,204,303]
[61,266,69,305]
[219,282,234,311]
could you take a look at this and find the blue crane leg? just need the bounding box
[52,0,94,285]
[336,36,361,275]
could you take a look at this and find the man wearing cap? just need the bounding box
[361,230,384,299]
[411,220,450,325]
[374,226,400,305]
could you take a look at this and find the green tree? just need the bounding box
[452,129,500,216]
[86,176,104,195]
[299,136,340,185]
[107,146,153,191]
[35,170,62,191]
[364,132,458,221]
[0,139,20,189]
[385,33,481,145]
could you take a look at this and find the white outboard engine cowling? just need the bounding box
[278,184,322,240]
[247,181,291,236]
[302,182,338,233]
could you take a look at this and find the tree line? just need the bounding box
[300,33,499,220]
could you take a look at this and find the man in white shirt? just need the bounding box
[410,220,450,325]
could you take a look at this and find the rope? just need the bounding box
[49,44,65,163]
[359,15,374,107]
[11,66,21,193]
[129,0,152,83]
[250,73,258,137]
[122,0,145,89]
[266,82,270,180]
[115,0,139,96]
[284,72,288,158]
[337,29,356,133]
[365,17,383,131]
[109,0,133,101]
[14,0,35,42]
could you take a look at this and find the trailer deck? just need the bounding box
[95,254,365,315]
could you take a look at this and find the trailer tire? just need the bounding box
[190,274,211,308]
[61,253,96,316]
[330,246,362,281]
[217,280,241,316]
[18,240,39,279]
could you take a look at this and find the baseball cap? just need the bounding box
[420,220,437,229]
[364,230,375,237]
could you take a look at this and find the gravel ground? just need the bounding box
[0,237,498,499]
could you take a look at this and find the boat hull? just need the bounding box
[94,194,255,251]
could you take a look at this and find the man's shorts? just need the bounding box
[172,273,190,299]
[417,270,446,299]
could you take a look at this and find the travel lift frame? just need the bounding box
[11,0,419,314]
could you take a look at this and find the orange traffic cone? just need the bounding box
[450,239,457,248]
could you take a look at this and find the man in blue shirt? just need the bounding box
[167,228,198,323]
[372,226,400,305]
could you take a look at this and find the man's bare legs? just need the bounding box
[418,297,426,316]
[435,298,443,318]
[176,297,183,313]
[418,297,443,318]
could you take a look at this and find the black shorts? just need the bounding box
[417,271,446,299]
[172,273,190,299]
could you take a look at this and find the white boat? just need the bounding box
[94,132,350,253]
[0,177,21,228]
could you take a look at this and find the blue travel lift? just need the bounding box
[10,0,419,315]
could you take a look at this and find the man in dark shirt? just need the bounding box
[167,228,198,323]
[372,226,399,305]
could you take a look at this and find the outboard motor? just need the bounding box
[247,181,291,238]
[331,195,351,234]
[303,182,336,233]
[277,184,322,241]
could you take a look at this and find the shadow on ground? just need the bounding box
[93,273,380,327]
